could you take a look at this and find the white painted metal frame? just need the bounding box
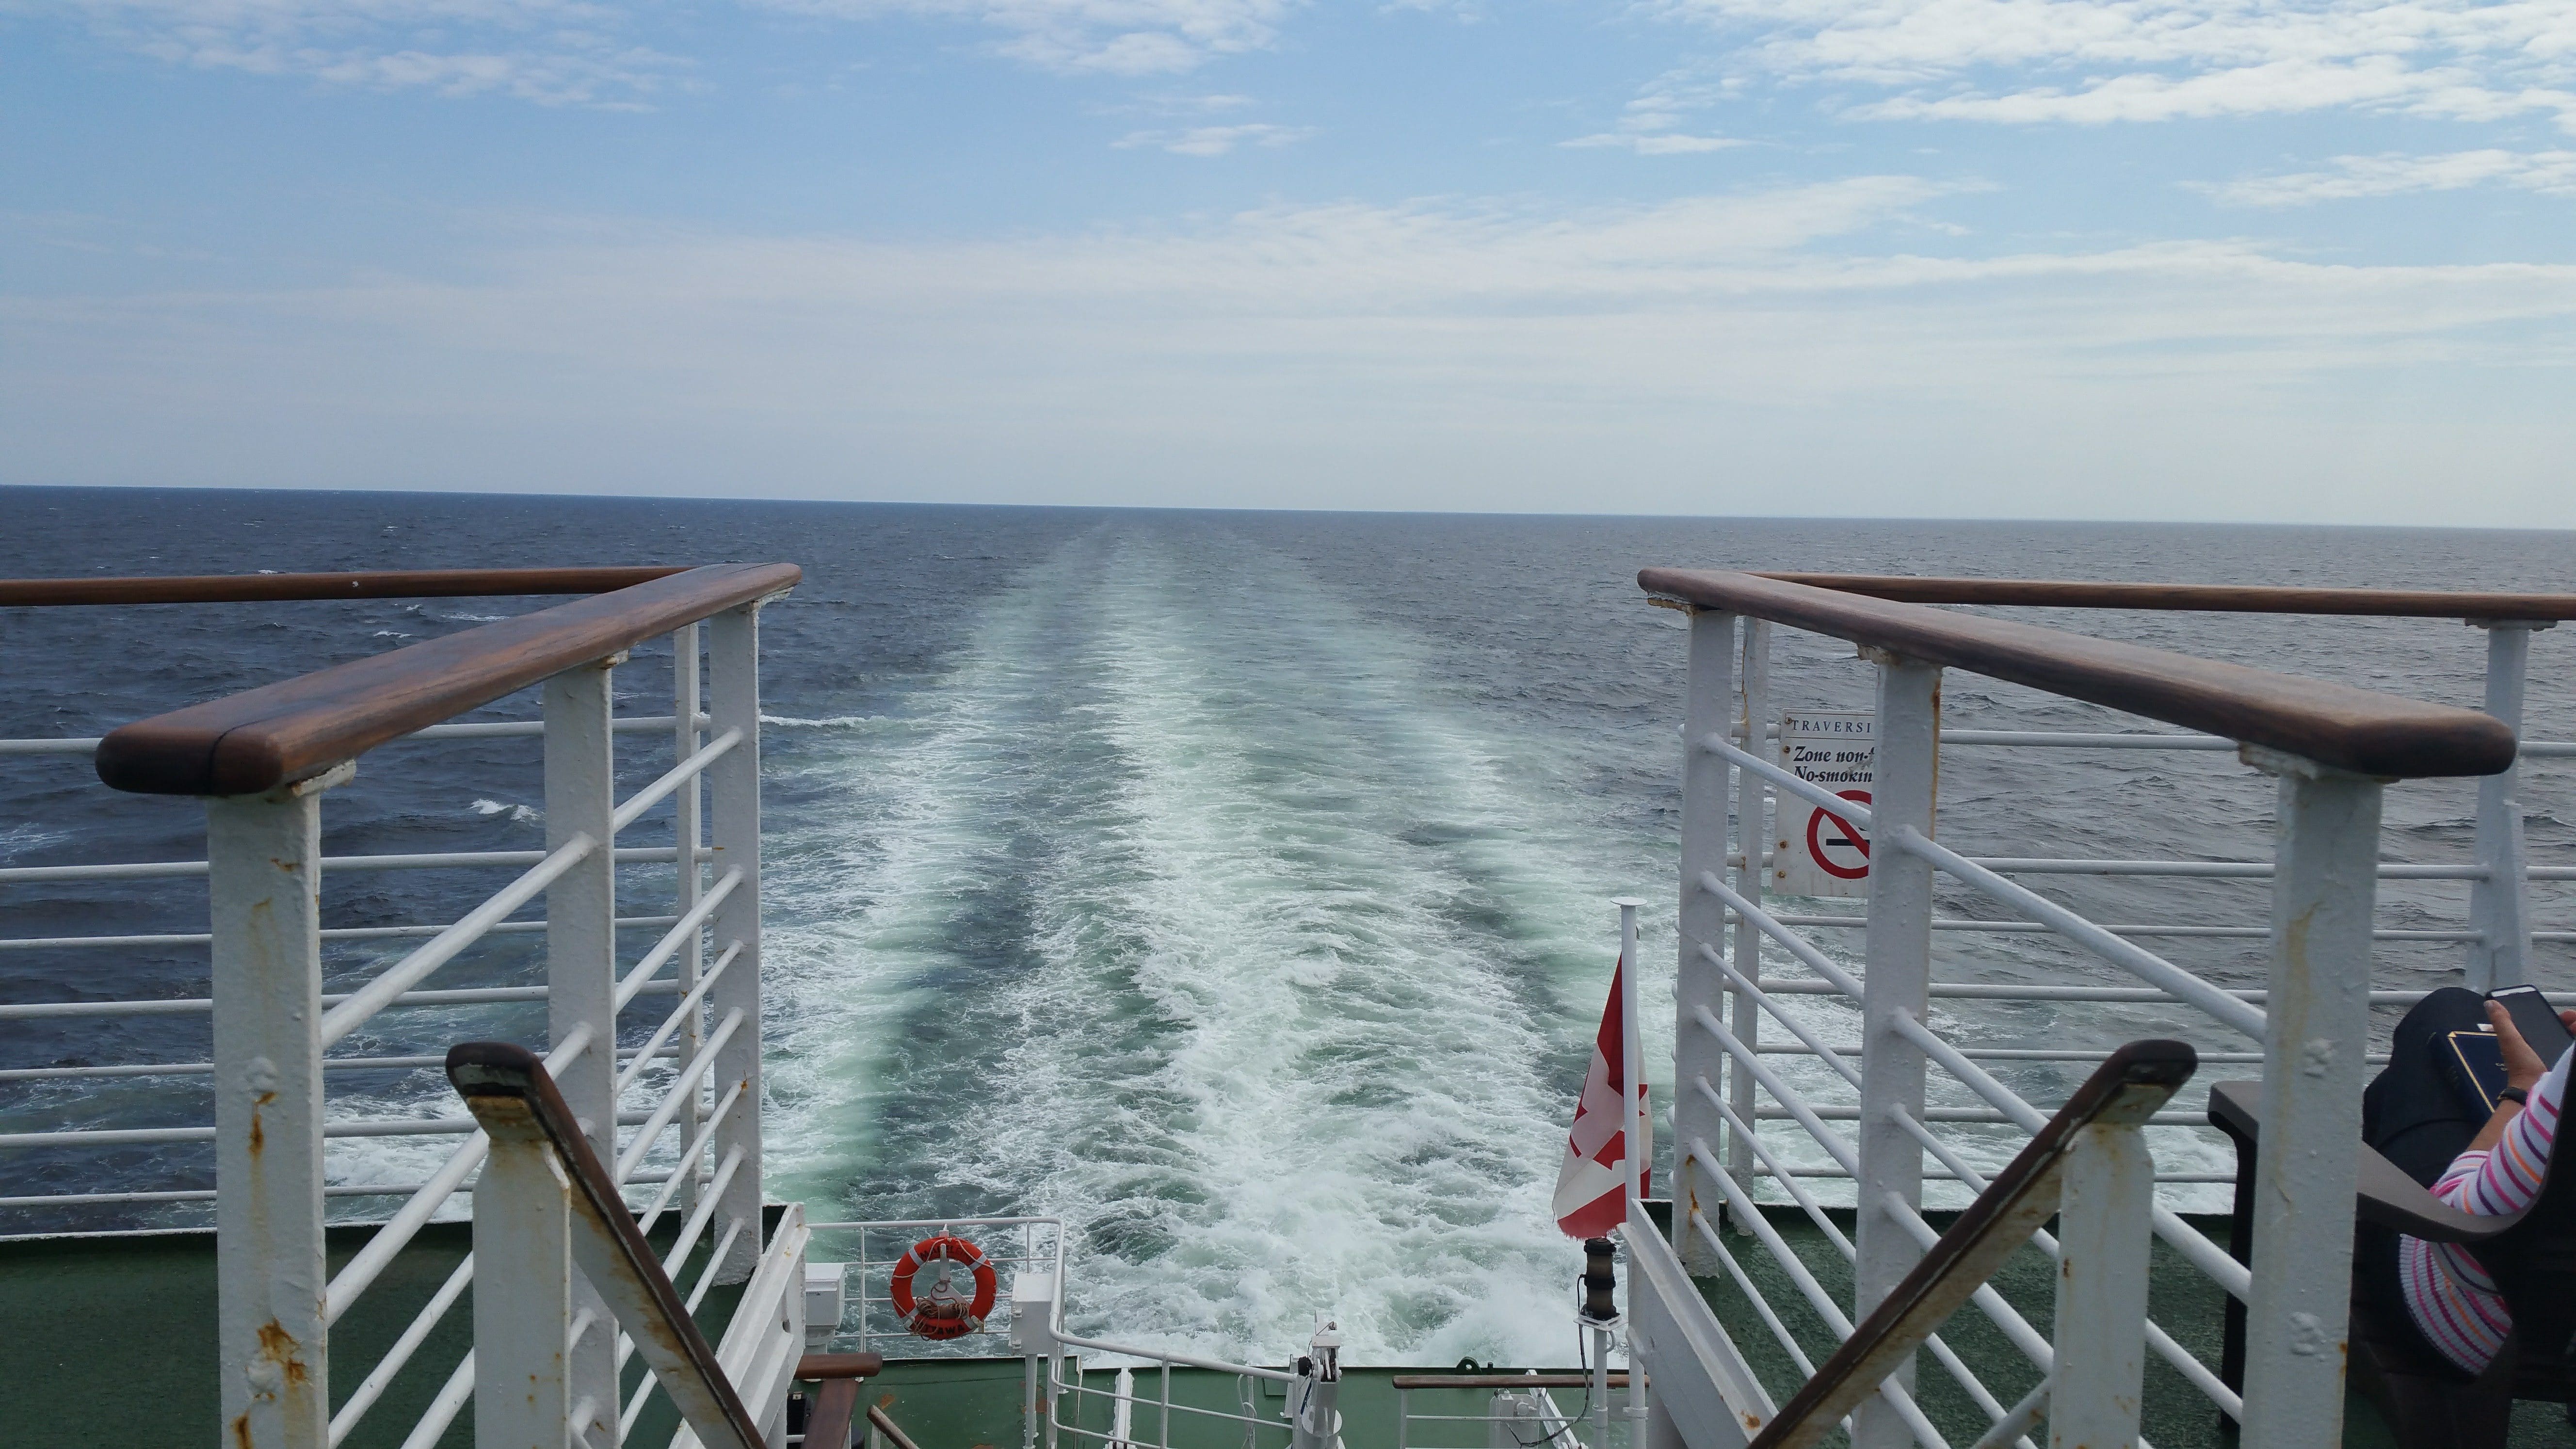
[1636,601,2565,1449]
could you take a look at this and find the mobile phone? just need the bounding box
[2487,985,2575,1069]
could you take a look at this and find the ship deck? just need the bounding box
[15,1204,2574,1449]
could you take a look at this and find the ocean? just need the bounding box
[0,487,2569,1368]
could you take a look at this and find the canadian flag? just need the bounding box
[1551,958,1649,1238]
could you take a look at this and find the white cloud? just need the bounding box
[2199,149,2576,205]
[745,0,1289,73]
[38,0,683,102]
[9,181,2575,522]
[1114,121,1315,154]
[1564,66,1747,153]
[1658,0,2576,130]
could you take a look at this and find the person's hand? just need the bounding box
[2484,1000,2576,1094]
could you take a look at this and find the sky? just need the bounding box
[3,0,2574,522]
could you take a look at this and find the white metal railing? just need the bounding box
[0,573,804,1449]
[1626,586,2567,1449]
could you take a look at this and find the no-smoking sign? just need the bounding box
[1776,712,1876,898]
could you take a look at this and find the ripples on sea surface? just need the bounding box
[0,488,2569,1366]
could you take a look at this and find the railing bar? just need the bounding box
[1750,980,2439,1006]
[1682,1155,1951,1449]
[1679,1200,1821,1377]
[1750,1044,2381,1066]
[660,1144,745,1275]
[0,1108,649,1150]
[0,1045,679,1084]
[1889,1011,2251,1303]
[1884,1109,2244,1416]
[1892,828,2270,1040]
[1693,1014,1860,1173]
[0,980,678,1022]
[320,1026,595,1326]
[1737,1166,2242,1184]
[614,1008,743,1179]
[1752,1106,2209,1127]
[1709,1095,1857,1256]
[406,714,705,741]
[1939,730,2230,749]
[1707,948,1862,1090]
[635,1080,744,1237]
[327,1256,473,1446]
[0,915,682,953]
[612,876,742,1012]
[618,1214,751,1437]
[0,844,701,885]
[610,727,742,834]
[1876,1185,2056,1372]
[317,835,596,1047]
[0,1173,679,1210]
[615,941,744,1095]
[394,1349,476,1449]
[1697,875,1863,997]
[1765,915,2509,943]
[1052,1332,1299,1382]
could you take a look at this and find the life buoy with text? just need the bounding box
[888,1234,998,1340]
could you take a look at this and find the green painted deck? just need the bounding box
[12,1205,2575,1448]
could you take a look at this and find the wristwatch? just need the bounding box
[2500,1086,2531,1107]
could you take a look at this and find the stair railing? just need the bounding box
[446,1040,771,1449]
[1745,1040,2197,1449]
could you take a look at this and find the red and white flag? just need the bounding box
[1552,958,1649,1238]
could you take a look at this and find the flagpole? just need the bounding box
[1613,896,1646,1443]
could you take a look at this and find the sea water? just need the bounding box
[0,488,2568,1367]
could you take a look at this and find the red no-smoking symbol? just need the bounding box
[1805,790,1873,880]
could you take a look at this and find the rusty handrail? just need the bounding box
[1745,1041,2198,1449]
[448,1042,768,1449]
[1757,573,2576,621]
[96,563,800,795]
[1640,569,2517,779]
[0,567,687,607]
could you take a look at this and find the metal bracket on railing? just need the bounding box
[1286,1318,1344,1449]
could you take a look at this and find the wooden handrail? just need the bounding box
[97,563,800,796]
[0,567,686,607]
[448,1041,768,1449]
[1745,1040,2199,1449]
[1756,573,2576,621]
[1639,569,2517,779]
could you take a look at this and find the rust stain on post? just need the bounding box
[257,1319,311,1387]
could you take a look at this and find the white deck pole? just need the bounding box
[1725,620,1771,1212]
[1674,607,1736,1268]
[545,658,621,1447]
[1851,655,1939,1449]
[2051,1122,2155,1449]
[475,1112,576,1449]
[708,603,767,1283]
[209,767,343,1449]
[1620,895,1655,1447]
[2241,756,2383,1449]
[2466,622,2546,992]
[673,622,706,1209]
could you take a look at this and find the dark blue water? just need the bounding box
[0,487,2569,1362]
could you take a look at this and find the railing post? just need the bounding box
[2465,621,2546,991]
[1675,606,1737,1269]
[1851,654,1938,1449]
[475,1096,576,1448]
[546,657,622,1447]
[674,622,705,1210]
[209,765,345,1449]
[709,602,766,1283]
[2241,755,2383,1449]
[2051,1121,2154,1449]
[1726,619,1771,1216]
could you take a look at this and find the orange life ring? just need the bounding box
[888,1233,998,1341]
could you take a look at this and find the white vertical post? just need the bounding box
[1725,619,1771,1205]
[1619,896,1652,1443]
[2051,1123,2154,1449]
[476,1113,576,1449]
[709,603,766,1282]
[1674,608,1736,1270]
[2241,759,2382,1449]
[673,622,706,1208]
[2466,622,2546,992]
[545,659,621,1448]
[209,768,342,1449]
[1851,655,1938,1449]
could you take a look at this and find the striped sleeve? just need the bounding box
[2453,1046,2574,1217]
